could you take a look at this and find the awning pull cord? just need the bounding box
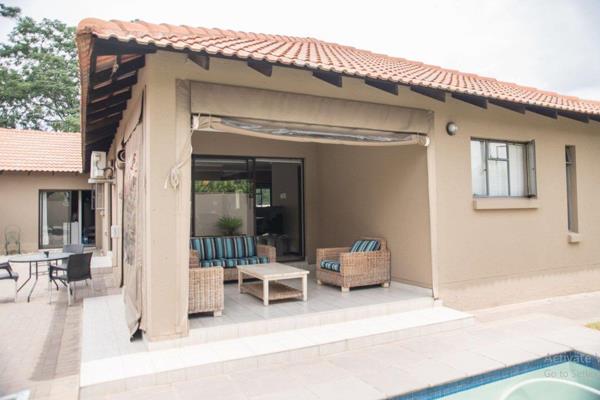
[164,129,193,190]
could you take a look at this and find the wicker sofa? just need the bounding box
[190,236,276,281]
[316,237,391,292]
[189,250,224,316]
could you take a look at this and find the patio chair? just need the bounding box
[48,252,93,305]
[4,225,21,255]
[316,237,391,292]
[0,262,19,302]
[189,250,224,316]
[63,243,85,254]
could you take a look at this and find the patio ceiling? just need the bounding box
[76,19,600,169]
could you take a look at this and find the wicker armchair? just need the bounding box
[316,237,391,292]
[189,250,224,316]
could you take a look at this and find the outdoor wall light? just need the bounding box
[446,121,459,136]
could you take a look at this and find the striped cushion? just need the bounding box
[222,258,237,268]
[350,239,380,253]
[233,236,246,258]
[213,237,225,259]
[320,260,341,272]
[200,237,216,260]
[245,237,256,257]
[190,236,263,264]
[236,256,269,265]
[200,259,224,268]
[223,237,236,259]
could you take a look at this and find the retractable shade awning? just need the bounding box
[195,115,429,146]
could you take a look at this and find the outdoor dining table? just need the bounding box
[8,252,73,302]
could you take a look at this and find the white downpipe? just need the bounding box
[499,377,600,400]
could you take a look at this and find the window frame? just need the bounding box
[471,138,537,199]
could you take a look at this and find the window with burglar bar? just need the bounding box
[470,139,537,197]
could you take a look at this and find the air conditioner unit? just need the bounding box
[90,151,106,179]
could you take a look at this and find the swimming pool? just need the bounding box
[393,351,600,400]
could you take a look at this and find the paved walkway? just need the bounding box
[0,258,118,400]
[1,264,600,400]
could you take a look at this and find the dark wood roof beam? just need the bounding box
[90,74,137,101]
[94,38,157,56]
[91,56,145,85]
[452,93,488,109]
[247,59,273,77]
[313,70,342,87]
[188,53,210,70]
[87,102,127,120]
[557,110,589,123]
[365,78,398,95]
[87,116,121,134]
[410,85,446,102]
[590,115,600,123]
[526,105,558,119]
[88,90,131,114]
[86,129,119,145]
[489,98,526,114]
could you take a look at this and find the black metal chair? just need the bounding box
[62,243,85,254]
[48,252,93,305]
[0,262,19,302]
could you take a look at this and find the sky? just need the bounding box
[2,0,600,101]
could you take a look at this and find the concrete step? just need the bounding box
[176,295,437,347]
[80,306,473,398]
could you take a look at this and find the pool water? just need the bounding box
[393,352,600,400]
[441,362,600,399]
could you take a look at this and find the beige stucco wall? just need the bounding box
[317,144,432,288]
[0,172,98,254]
[119,49,600,340]
[430,103,600,309]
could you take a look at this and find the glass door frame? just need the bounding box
[38,189,96,249]
[191,154,305,261]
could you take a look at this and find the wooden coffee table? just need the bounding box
[238,263,309,306]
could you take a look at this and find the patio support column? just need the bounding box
[426,127,440,300]
[142,57,190,341]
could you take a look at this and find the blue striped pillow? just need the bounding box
[350,239,380,253]
[223,237,235,259]
[245,237,256,257]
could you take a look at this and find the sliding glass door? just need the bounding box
[39,190,96,249]
[192,156,304,261]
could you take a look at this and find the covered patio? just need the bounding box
[185,81,436,328]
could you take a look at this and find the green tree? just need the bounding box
[0,4,79,132]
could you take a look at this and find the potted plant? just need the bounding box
[216,216,243,236]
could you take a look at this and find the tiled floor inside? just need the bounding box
[189,265,433,330]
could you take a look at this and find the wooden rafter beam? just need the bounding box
[557,110,589,123]
[188,53,210,70]
[452,93,488,109]
[87,116,121,134]
[364,78,398,95]
[526,105,557,119]
[91,56,145,86]
[85,129,118,145]
[91,74,137,101]
[489,99,526,114]
[94,38,157,56]
[247,59,272,77]
[590,115,600,123]
[312,70,342,87]
[88,90,131,114]
[410,85,446,102]
[87,101,127,121]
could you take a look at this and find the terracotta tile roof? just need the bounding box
[76,18,600,118]
[0,128,82,172]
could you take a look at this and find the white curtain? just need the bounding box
[509,144,526,197]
